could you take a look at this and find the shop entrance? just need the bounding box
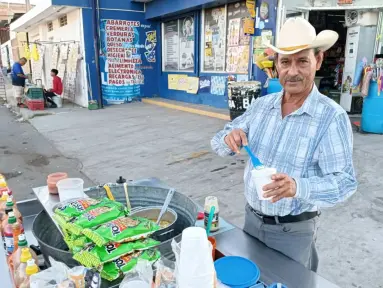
[309,10,347,105]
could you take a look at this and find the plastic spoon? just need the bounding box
[243,146,264,169]
[156,188,175,225]
[206,206,216,236]
[123,182,131,211]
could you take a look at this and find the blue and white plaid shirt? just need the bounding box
[211,85,357,216]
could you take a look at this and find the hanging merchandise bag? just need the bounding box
[31,44,40,61]
[24,45,31,60]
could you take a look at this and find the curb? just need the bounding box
[142,98,230,121]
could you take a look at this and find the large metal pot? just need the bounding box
[32,178,198,268]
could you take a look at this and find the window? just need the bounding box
[47,21,53,32]
[59,15,67,27]
[162,16,195,72]
[201,1,251,74]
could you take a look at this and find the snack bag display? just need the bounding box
[73,238,160,268]
[83,216,160,247]
[65,206,126,235]
[100,249,161,281]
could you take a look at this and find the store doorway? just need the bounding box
[309,10,347,104]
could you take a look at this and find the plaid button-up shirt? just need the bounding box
[211,85,357,216]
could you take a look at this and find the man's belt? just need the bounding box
[248,205,319,225]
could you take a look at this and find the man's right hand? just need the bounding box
[224,129,248,153]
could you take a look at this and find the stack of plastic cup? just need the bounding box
[178,227,215,288]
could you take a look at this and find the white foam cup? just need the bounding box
[251,167,277,200]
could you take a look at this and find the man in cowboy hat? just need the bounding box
[211,18,357,271]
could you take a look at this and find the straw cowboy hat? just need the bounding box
[267,17,339,55]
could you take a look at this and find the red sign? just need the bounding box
[338,0,353,4]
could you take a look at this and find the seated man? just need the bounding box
[44,69,63,108]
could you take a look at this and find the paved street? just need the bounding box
[1,101,382,287]
[0,104,93,201]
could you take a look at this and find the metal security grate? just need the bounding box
[59,15,67,27]
[47,21,53,32]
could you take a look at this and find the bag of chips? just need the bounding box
[100,249,161,281]
[73,238,160,268]
[64,234,92,253]
[83,216,160,247]
[65,205,126,235]
[54,198,122,219]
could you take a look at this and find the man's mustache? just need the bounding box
[285,76,303,82]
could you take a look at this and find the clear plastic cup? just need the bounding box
[56,178,85,201]
[251,167,277,200]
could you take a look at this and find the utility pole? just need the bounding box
[25,0,32,75]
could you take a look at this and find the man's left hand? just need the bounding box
[263,173,297,203]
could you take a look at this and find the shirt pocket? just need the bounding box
[287,136,312,169]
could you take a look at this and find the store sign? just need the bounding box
[99,19,154,104]
[338,0,353,4]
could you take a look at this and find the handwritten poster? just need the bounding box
[187,77,199,94]
[168,74,179,90]
[99,19,147,104]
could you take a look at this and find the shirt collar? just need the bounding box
[271,84,319,117]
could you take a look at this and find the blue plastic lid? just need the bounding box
[214,256,260,287]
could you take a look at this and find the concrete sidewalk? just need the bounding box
[29,101,382,288]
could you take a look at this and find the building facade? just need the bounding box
[9,0,383,111]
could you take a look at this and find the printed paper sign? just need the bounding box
[210,76,226,96]
[199,76,211,93]
[187,77,199,94]
[168,74,179,90]
[177,75,189,91]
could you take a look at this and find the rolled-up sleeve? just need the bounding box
[294,112,357,207]
[211,100,257,157]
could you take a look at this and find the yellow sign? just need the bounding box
[177,75,189,91]
[246,0,256,18]
[168,74,179,90]
[243,18,255,35]
[187,77,199,94]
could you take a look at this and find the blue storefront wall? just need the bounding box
[82,1,160,105]
[147,0,278,109]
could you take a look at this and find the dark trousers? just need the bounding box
[44,91,57,107]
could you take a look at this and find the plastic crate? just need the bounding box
[26,97,44,111]
[27,88,44,99]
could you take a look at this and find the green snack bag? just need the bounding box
[73,238,160,268]
[66,205,126,235]
[83,216,160,247]
[64,233,92,252]
[100,249,161,281]
[54,198,125,224]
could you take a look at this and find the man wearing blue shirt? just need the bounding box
[11,57,28,107]
[211,18,357,271]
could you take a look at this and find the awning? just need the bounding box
[10,0,77,32]
[296,5,383,11]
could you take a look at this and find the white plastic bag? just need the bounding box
[30,257,70,288]
[119,259,153,288]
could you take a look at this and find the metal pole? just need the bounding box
[25,0,31,12]
[91,0,103,108]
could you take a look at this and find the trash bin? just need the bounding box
[228,81,261,121]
